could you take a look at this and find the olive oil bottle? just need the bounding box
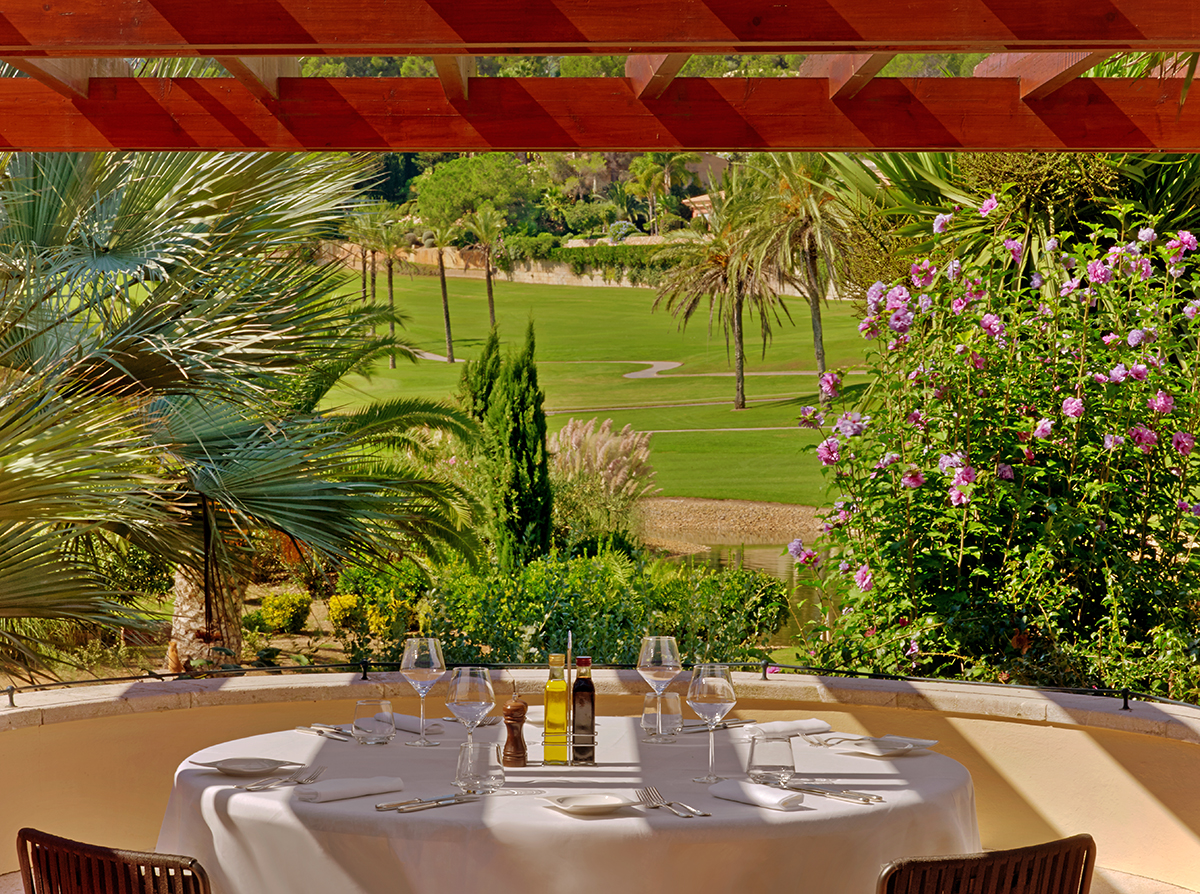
[544,653,569,764]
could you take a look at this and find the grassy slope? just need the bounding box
[331,272,867,506]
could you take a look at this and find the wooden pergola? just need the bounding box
[2,0,1199,151]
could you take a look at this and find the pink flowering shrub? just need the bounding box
[803,216,1200,698]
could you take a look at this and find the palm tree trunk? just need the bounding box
[806,254,828,403]
[733,294,746,410]
[387,257,396,369]
[369,249,378,335]
[438,249,455,363]
[170,567,245,664]
[359,245,368,303]
[485,246,496,328]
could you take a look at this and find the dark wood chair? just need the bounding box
[18,828,212,894]
[877,834,1096,894]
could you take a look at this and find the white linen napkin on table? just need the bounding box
[376,712,444,735]
[740,718,831,739]
[709,780,804,811]
[295,776,405,803]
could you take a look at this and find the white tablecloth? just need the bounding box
[158,717,979,894]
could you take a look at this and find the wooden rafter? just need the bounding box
[625,54,691,99]
[0,57,130,99]
[213,57,299,103]
[432,56,475,101]
[796,53,896,99]
[2,0,1200,57]
[2,76,1199,152]
[974,52,1113,100]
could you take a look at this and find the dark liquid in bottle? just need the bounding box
[572,675,595,763]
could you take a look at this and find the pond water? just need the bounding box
[671,541,822,648]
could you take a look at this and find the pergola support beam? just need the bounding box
[796,53,896,99]
[432,55,475,101]
[213,56,299,103]
[625,54,691,99]
[0,57,130,99]
[974,51,1113,99]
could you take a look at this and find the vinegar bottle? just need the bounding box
[544,653,569,765]
[572,656,595,764]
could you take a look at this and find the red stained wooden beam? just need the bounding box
[2,0,1200,56]
[1,76,1199,152]
[625,54,691,99]
[974,51,1112,99]
[0,57,130,99]
[796,53,896,99]
[432,56,475,101]
[214,56,299,103]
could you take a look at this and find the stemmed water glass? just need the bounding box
[445,666,495,747]
[687,664,736,784]
[400,637,445,747]
[637,636,682,743]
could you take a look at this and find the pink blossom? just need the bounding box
[1101,332,1120,347]
[910,261,936,289]
[951,297,969,315]
[996,463,1014,480]
[1139,227,1157,243]
[794,548,820,566]
[1148,390,1175,414]
[952,465,977,486]
[885,286,911,310]
[889,308,914,334]
[948,486,971,506]
[876,452,901,469]
[966,279,987,300]
[787,538,807,559]
[1103,433,1125,450]
[979,194,998,217]
[834,412,869,437]
[798,406,825,429]
[970,351,985,370]
[901,469,926,488]
[816,437,841,465]
[1136,257,1152,280]
[918,293,933,313]
[1128,425,1158,453]
[1003,238,1023,263]
[1130,363,1149,382]
[904,640,920,659]
[858,317,880,338]
[854,564,874,592]
[866,281,886,315]
[1127,328,1146,347]
[933,213,952,234]
[1092,372,1109,384]
[1086,259,1113,285]
[1033,418,1054,439]
[946,259,962,281]
[980,313,1005,339]
[1060,278,1081,297]
[1173,431,1195,455]
[1108,363,1128,383]
[938,452,966,474]
[1185,300,1200,321]
[1180,231,1198,251]
[906,410,928,431]
[1061,397,1084,418]
[819,372,841,398]
[1179,500,1192,512]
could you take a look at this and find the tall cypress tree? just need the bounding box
[480,323,552,570]
[458,327,501,423]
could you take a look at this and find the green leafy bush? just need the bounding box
[260,592,312,635]
[241,609,271,633]
[332,559,426,661]
[804,209,1200,699]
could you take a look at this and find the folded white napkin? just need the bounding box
[295,776,405,803]
[376,712,444,735]
[741,718,831,739]
[709,779,804,811]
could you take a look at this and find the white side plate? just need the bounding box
[828,736,938,757]
[541,793,641,815]
[189,758,303,776]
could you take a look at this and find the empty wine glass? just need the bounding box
[747,736,795,787]
[400,637,446,747]
[687,664,736,784]
[637,636,682,743]
[445,666,495,747]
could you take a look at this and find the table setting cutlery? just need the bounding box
[236,765,326,791]
[376,794,480,813]
[294,725,352,742]
[679,718,757,733]
[636,786,708,817]
[784,785,881,805]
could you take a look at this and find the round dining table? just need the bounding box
[157,715,979,894]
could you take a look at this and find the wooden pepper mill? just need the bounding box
[502,685,528,768]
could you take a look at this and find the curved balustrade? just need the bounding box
[1,670,1197,892]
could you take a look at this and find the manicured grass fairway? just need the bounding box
[332,272,867,505]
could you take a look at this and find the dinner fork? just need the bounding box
[636,787,695,818]
[239,765,326,791]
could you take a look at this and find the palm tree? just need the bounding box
[629,152,699,235]
[426,222,461,363]
[464,203,506,328]
[652,175,783,410]
[737,153,854,395]
[375,217,415,369]
[0,150,479,673]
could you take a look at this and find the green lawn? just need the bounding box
[332,272,868,505]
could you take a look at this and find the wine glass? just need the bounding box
[637,636,682,743]
[400,637,446,747]
[445,666,495,747]
[686,664,736,784]
[747,736,795,787]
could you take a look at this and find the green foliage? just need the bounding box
[458,328,502,422]
[95,543,173,599]
[498,232,561,271]
[551,244,672,285]
[806,213,1200,700]
[480,324,553,571]
[332,559,426,661]
[328,592,366,630]
[558,56,626,78]
[416,551,789,664]
[259,592,312,635]
[413,154,536,230]
[241,610,271,633]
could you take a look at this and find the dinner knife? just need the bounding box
[293,726,351,742]
[376,794,460,810]
[680,719,758,733]
[393,795,480,813]
[788,786,881,804]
